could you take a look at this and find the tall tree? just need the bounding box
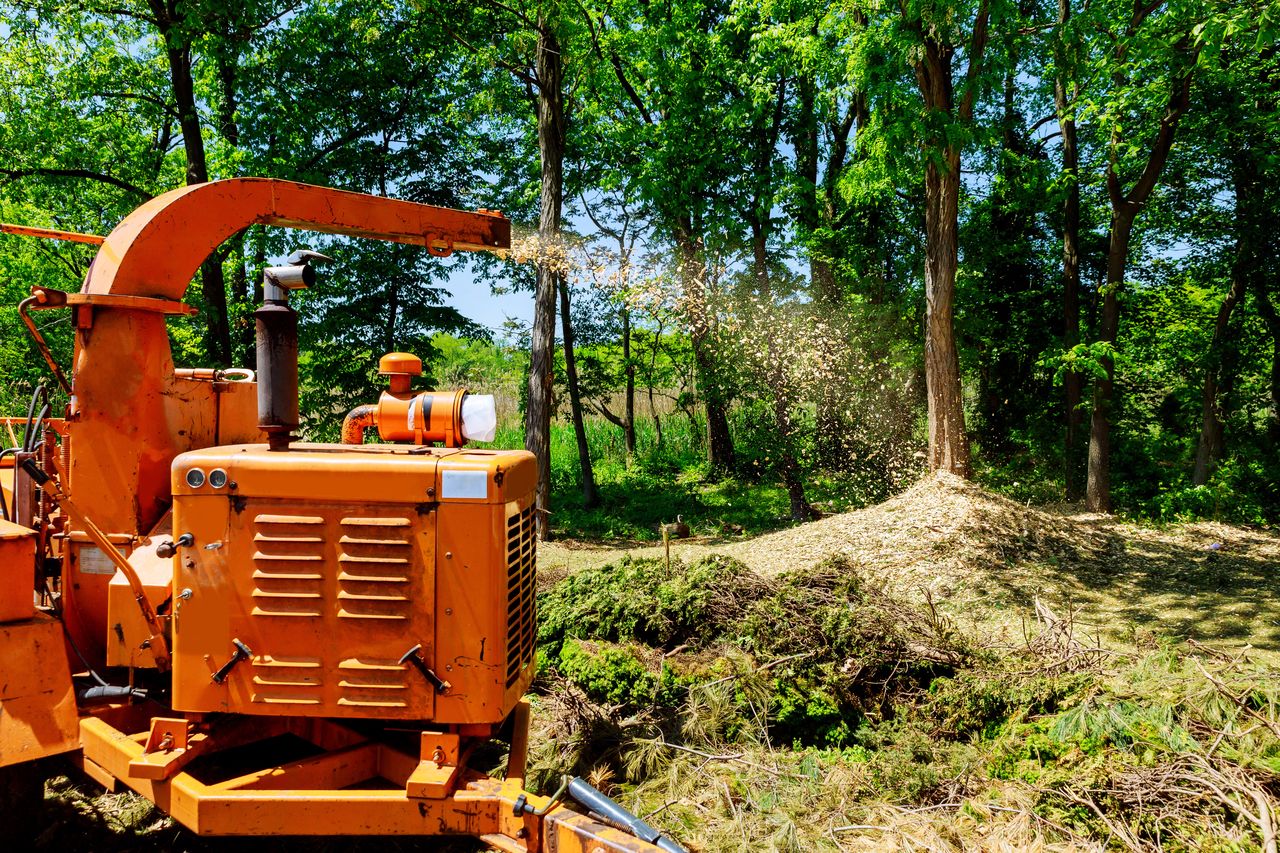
[1054,0,1087,498]
[1190,41,1280,484]
[1082,0,1198,512]
[965,3,1051,461]
[883,0,994,477]
[528,13,569,535]
[438,0,581,537]
[140,0,231,364]
[589,0,739,470]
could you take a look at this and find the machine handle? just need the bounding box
[211,638,253,684]
[156,533,194,559]
[399,644,451,693]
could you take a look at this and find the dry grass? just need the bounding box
[539,473,1280,661]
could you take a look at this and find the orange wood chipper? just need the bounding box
[0,178,685,853]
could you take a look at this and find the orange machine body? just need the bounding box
[56,179,508,670]
[0,521,79,768]
[168,443,536,723]
[0,179,681,853]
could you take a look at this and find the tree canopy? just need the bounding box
[2,0,1278,523]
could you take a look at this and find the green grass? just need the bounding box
[487,413,870,541]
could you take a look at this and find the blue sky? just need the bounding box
[442,267,533,335]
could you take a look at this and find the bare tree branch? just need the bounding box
[0,167,151,201]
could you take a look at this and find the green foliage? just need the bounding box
[537,554,763,655]
[556,639,658,707]
[538,555,981,747]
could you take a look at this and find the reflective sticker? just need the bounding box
[78,545,116,575]
[441,469,487,499]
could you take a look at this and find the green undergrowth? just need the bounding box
[490,418,871,541]
[529,554,1280,851]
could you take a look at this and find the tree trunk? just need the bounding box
[621,308,636,457]
[648,320,664,448]
[910,6,985,479]
[1085,213,1133,512]
[559,281,599,508]
[1084,64,1194,512]
[1055,12,1085,498]
[1255,285,1280,446]
[244,228,266,367]
[978,58,1035,460]
[526,19,566,539]
[922,150,973,477]
[151,0,232,367]
[674,217,734,471]
[229,231,250,364]
[1192,273,1247,486]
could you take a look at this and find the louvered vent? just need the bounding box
[251,514,325,618]
[337,516,414,622]
[505,504,536,687]
[336,657,410,709]
[250,655,322,705]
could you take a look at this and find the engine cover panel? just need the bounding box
[169,443,535,723]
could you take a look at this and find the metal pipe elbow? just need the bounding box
[341,404,378,445]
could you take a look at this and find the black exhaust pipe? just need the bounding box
[255,252,329,452]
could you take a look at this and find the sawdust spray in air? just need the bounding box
[503,227,926,499]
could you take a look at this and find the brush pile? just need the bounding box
[529,545,1280,851]
[545,472,1280,660]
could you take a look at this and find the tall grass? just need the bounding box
[485,407,868,540]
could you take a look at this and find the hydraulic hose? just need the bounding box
[22,384,49,452]
[78,685,147,705]
[566,776,688,853]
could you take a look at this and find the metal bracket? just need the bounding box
[406,731,461,799]
[129,717,207,781]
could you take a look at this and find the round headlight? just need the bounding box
[208,468,228,489]
[185,468,206,488]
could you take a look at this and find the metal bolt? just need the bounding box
[444,608,452,615]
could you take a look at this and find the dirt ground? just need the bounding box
[538,473,1280,661]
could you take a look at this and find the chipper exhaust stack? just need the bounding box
[255,251,328,451]
[0,178,686,853]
